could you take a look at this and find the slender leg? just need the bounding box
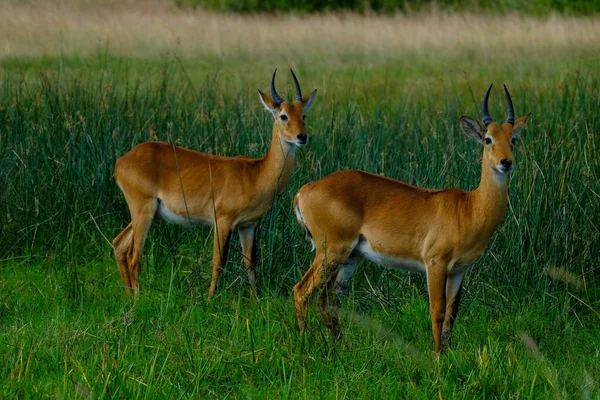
[208,218,233,299]
[442,270,466,349]
[126,201,157,296]
[238,223,258,291]
[426,257,449,354]
[113,223,134,294]
[317,253,360,338]
[293,238,356,333]
[293,251,327,333]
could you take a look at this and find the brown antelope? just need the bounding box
[293,84,529,354]
[113,69,317,298]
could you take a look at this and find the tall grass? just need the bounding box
[1,57,599,294]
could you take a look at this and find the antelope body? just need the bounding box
[293,85,529,353]
[113,69,317,298]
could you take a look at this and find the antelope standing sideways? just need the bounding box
[113,69,317,298]
[293,85,529,353]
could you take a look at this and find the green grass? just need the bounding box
[1,257,598,398]
[1,42,599,397]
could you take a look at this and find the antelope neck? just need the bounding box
[468,155,510,238]
[258,125,296,194]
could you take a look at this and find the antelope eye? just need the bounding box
[302,115,306,121]
[484,137,492,145]
[511,137,518,145]
[280,114,288,121]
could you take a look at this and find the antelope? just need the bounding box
[293,84,529,354]
[113,69,317,298]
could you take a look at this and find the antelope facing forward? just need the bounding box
[293,85,529,353]
[113,69,317,298]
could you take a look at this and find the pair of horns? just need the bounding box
[481,84,515,126]
[270,68,303,105]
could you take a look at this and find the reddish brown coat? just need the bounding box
[113,78,317,298]
[293,114,529,354]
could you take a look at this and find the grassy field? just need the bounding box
[1,2,600,398]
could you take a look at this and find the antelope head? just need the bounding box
[460,84,530,176]
[258,69,317,147]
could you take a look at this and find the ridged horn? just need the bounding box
[482,83,494,127]
[290,69,302,102]
[270,69,284,105]
[504,84,515,125]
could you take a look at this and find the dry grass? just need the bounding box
[1,1,600,63]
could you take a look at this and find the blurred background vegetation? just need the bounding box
[175,0,600,15]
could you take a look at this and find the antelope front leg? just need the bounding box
[442,270,466,350]
[426,257,449,355]
[238,223,258,292]
[208,219,233,300]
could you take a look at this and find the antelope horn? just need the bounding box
[482,83,494,127]
[504,84,515,125]
[290,69,302,102]
[270,69,284,105]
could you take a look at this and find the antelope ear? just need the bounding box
[258,89,278,116]
[460,116,484,141]
[512,112,531,137]
[302,90,317,112]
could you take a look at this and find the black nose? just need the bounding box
[500,159,513,169]
[297,133,307,143]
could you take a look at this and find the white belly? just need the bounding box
[157,201,213,226]
[356,241,426,274]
